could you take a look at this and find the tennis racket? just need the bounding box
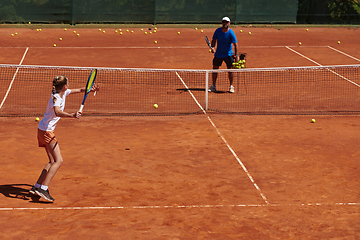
[204,35,212,49]
[79,69,97,112]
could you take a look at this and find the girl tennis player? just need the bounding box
[30,75,99,202]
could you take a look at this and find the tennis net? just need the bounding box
[0,64,359,117]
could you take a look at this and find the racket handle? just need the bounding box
[94,91,97,96]
[79,104,84,112]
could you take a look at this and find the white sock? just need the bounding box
[41,185,48,191]
[34,183,41,188]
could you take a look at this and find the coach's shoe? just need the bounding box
[35,188,55,202]
[29,186,39,195]
[229,85,235,93]
[208,85,216,92]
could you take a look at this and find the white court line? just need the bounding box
[0,45,329,49]
[1,202,359,211]
[286,46,360,88]
[327,46,360,62]
[175,71,269,204]
[0,47,29,110]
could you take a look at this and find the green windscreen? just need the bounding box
[0,0,298,24]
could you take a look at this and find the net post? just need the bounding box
[205,70,209,111]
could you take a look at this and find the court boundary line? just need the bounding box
[1,202,359,211]
[286,46,360,88]
[0,45,330,49]
[327,46,360,62]
[0,47,29,110]
[175,71,269,204]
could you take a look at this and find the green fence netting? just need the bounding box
[0,0,298,24]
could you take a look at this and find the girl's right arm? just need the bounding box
[54,106,81,119]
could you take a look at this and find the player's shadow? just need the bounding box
[0,184,51,204]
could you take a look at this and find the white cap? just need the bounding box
[222,17,230,22]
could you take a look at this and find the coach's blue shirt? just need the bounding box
[212,28,237,58]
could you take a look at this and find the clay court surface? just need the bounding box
[0,25,360,239]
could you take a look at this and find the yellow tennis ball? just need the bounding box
[338,41,340,44]
[115,30,118,33]
[39,29,41,31]
[153,104,158,109]
[209,49,212,52]
[240,30,243,32]
[73,31,76,33]
[28,22,31,24]
[145,32,148,34]
[77,33,80,36]
[35,117,40,122]
[126,30,129,32]
[103,30,105,33]
[154,30,157,33]
[120,32,123,35]
[119,29,121,31]
[15,32,18,35]
[154,40,157,44]
[299,42,302,45]
[131,30,134,33]
[195,28,198,30]
[64,28,67,31]
[200,30,203,33]
[53,44,56,47]
[11,34,14,36]
[141,29,143,31]
[248,32,251,35]
[99,29,101,31]
[59,38,62,41]
[306,29,309,31]
[178,32,180,34]
[311,119,316,123]
[154,27,157,30]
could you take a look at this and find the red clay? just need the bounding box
[0,26,359,239]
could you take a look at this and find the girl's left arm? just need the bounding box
[70,84,100,94]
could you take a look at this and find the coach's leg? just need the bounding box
[212,65,220,86]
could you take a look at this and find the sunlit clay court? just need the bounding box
[1,5,360,238]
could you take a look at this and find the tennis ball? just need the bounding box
[141,29,143,31]
[126,30,129,32]
[149,31,152,34]
[195,27,198,30]
[39,29,41,31]
[240,30,243,32]
[145,32,148,34]
[299,42,302,45]
[115,30,118,33]
[73,31,76,33]
[311,119,316,123]
[154,40,157,44]
[154,27,157,30]
[59,38,62,41]
[209,49,212,52]
[64,28,67,31]
[131,30,134,33]
[28,22,31,24]
[36,29,39,32]
[35,117,40,122]
[248,32,251,35]
[11,34,14,36]
[103,30,105,33]
[53,44,56,47]
[306,29,309,31]
[99,29,101,31]
[120,32,123,35]
[338,41,340,44]
[153,104,158,109]
[200,30,203,33]
[154,30,157,33]
[178,32,180,34]
[15,32,18,35]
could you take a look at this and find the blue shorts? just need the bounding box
[213,56,234,68]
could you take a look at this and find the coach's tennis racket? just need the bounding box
[204,35,212,49]
[79,69,97,112]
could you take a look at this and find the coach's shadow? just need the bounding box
[0,184,51,204]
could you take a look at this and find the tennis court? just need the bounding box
[0,25,359,239]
